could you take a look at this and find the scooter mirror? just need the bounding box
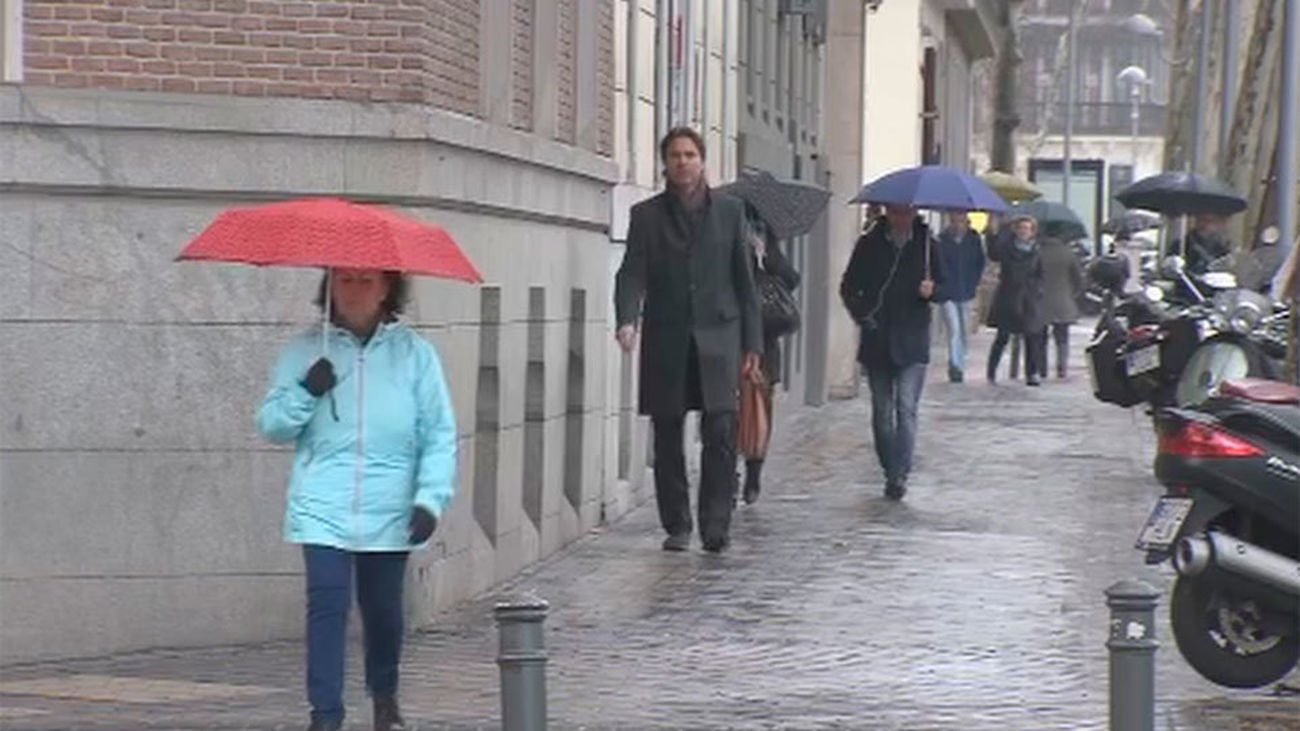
[1260,225,1280,245]
[1143,284,1165,302]
[1161,255,1187,276]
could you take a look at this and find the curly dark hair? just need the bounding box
[314,270,410,318]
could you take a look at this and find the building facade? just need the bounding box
[971,0,1172,244]
[1,0,619,663]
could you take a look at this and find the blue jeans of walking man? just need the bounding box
[940,300,969,379]
[865,362,927,487]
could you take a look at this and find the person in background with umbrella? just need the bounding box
[614,127,762,554]
[1036,236,1085,379]
[840,204,943,500]
[255,267,456,731]
[987,214,1047,386]
[933,211,985,383]
[1171,212,1234,275]
[740,207,801,504]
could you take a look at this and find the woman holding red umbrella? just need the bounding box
[181,198,478,731]
[258,266,456,731]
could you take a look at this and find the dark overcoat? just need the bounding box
[614,190,763,417]
[839,216,945,370]
[987,232,1046,334]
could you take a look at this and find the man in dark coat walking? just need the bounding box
[614,127,762,553]
[839,205,943,500]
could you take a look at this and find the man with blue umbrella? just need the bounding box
[842,166,1007,500]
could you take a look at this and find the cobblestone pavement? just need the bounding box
[3,328,1297,730]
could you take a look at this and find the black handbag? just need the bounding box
[756,266,800,339]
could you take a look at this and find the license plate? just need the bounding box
[1126,345,1161,375]
[1134,497,1194,551]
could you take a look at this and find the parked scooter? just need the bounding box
[1135,379,1300,688]
[1086,255,1287,414]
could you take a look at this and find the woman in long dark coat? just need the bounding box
[1037,236,1085,378]
[987,215,1047,385]
[742,211,800,504]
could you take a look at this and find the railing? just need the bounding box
[1019,102,1167,137]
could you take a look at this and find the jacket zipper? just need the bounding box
[352,344,366,545]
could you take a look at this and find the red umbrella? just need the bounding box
[177,197,483,283]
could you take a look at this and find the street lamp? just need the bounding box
[1116,65,1149,171]
[1123,10,1205,171]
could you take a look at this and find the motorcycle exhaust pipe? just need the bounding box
[1173,532,1300,597]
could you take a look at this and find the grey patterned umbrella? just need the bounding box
[714,169,832,239]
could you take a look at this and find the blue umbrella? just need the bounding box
[851,165,1010,213]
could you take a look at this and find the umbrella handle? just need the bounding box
[322,268,332,359]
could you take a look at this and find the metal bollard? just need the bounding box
[1105,579,1160,731]
[494,594,549,731]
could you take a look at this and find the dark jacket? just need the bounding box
[1038,237,1084,324]
[614,189,762,417]
[839,216,944,370]
[751,239,801,384]
[934,227,985,303]
[986,232,1045,334]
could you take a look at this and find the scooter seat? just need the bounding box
[1220,378,1300,405]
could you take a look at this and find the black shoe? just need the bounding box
[948,366,964,383]
[374,695,406,731]
[701,535,730,553]
[662,533,690,552]
[884,480,907,500]
[1027,375,1042,387]
[307,718,343,731]
[742,468,761,505]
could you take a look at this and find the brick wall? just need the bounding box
[555,0,574,144]
[509,0,531,131]
[21,0,612,156]
[594,0,612,155]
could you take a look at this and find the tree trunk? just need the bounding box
[1223,0,1286,250]
[990,0,1024,173]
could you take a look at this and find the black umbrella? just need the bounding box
[1115,171,1247,216]
[714,169,832,239]
[1101,210,1162,236]
[1008,200,1088,242]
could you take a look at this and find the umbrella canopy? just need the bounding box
[177,197,483,282]
[1009,200,1089,242]
[714,169,832,240]
[979,170,1043,202]
[1101,210,1162,236]
[851,165,1010,213]
[1115,171,1247,216]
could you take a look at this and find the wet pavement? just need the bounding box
[2,327,1297,730]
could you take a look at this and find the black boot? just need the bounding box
[743,460,762,504]
[306,718,343,731]
[987,342,1004,384]
[373,695,407,731]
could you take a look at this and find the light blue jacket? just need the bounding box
[257,321,457,551]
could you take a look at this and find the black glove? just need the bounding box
[302,358,336,397]
[409,506,437,544]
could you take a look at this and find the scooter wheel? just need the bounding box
[1169,575,1299,689]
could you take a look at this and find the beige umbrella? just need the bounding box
[979,171,1043,203]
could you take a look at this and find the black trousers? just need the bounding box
[1050,323,1070,376]
[990,327,1047,380]
[652,411,738,544]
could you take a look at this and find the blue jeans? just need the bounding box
[940,300,969,373]
[865,363,927,484]
[303,545,409,725]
